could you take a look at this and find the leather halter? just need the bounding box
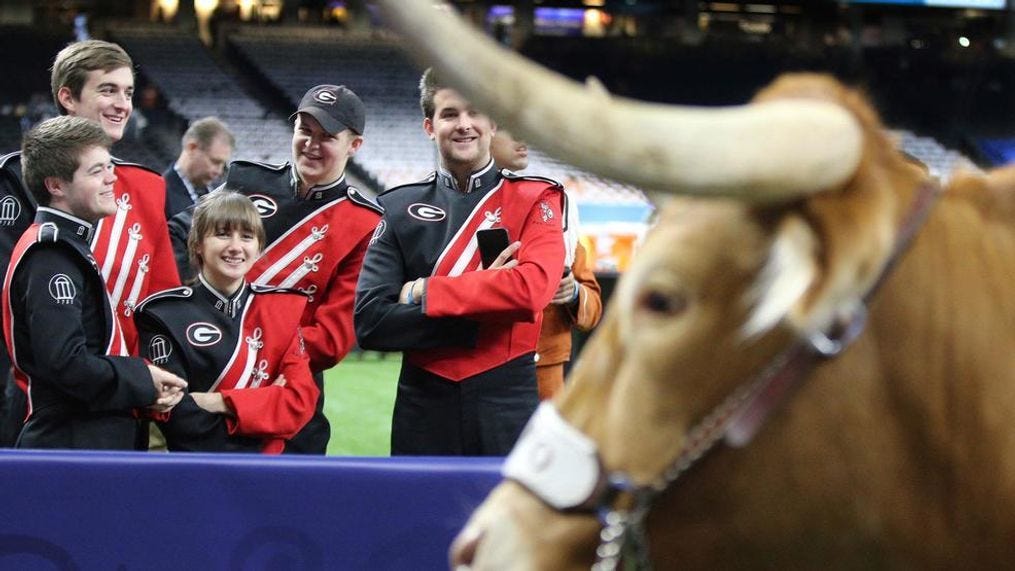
[503,180,941,570]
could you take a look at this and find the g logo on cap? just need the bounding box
[314,88,337,105]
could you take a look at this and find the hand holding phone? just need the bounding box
[476,228,511,269]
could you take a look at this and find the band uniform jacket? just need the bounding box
[0,152,182,354]
[355,161,566,381]
[0,152,35,279]
[225,160,383,372]
[0,151,35,440]
[135,278,318,454]
[2,208,156,449]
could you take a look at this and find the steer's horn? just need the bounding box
[378,0,863,202]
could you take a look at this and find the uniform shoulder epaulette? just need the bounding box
[230,159,288,172]
[36,222,59,243]
[110,157,161,176]
[249,283,307,297]
[379,172,437,197]
[499,169,563,189]
[134,286,193,313]
[346,186,384,214]
[0,150,20,170]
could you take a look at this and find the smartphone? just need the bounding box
[476,227,511,268]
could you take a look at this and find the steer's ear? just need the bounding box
[742,214,818,339]
[780,155,903,340]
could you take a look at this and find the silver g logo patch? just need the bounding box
[249,194,278,218]
[408,203,446,222]
[186,322,223,347]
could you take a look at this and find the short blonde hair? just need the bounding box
[187,190,265,272]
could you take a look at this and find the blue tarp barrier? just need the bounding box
[0,450,503,570]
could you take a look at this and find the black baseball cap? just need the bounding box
[290,84,365,136]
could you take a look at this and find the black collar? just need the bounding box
[196,273,249,319]
[291,167,348,201]
[436,159,499,194]
[35,207,95,244]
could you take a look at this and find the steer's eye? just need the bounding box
[638,289,687,316]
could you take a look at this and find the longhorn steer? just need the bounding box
[379,2,1015,568]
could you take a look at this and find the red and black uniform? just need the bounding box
[134,277,318,454]
[224,160,382,453]
[355,161,565,455]
[0,153,34,274]
[0,152,35,446]
[94,158,182,351]
[0,153,180,445]
[2,208,156,449]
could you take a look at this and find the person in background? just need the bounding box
[489,128,603,400]
[354,68,565,456]
[135,191,318,453]
[2,116,186,449]
[168,84,382,454]
[164,116,234,219]
[0,40,180,446]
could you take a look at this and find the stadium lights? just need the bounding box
[194,0,217,14]
[709,3,741,12]
[154,0,179,20]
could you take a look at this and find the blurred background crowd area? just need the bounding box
[0,0,1012,277]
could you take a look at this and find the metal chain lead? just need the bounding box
[589,349,796,571]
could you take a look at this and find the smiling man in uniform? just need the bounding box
[355,68,565,456]
[168,84,381,454]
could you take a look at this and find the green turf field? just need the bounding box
[322,352,400,456]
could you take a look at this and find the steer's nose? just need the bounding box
[449,526,482,570]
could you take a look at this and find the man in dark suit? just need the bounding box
[163,116,234,219]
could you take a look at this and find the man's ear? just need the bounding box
[423,117,434,140]
[44,176,68,199]
[56,86,77,115]
[348,135,364,156]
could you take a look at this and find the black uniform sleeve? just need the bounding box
[0,158,33,446]
[0,157,35,286]
[354,214,478,351]
[15,247,155,411]
[135,309,189,380]
[158,395,261,452]
[167,205,196,283]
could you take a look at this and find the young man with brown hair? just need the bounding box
[355,68,565,456]
[168,84,382,453]
[3,116,186,449]
[0,40,180,446]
